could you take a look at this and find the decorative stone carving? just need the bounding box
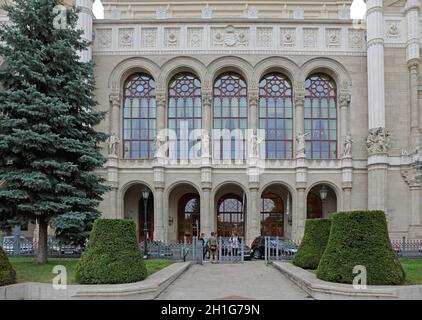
[348,29,363,49]
[401,167,421,187]
[156,5,170,19]
[303,28,318,48]
[188,28,203,48]
[201,4,212,19]
[326,29,341,47]
[141,28,157,48]
[343,131,354,158]
[280,28,296,47]
[386,21,400,38]
[293,8,304,19]
[96,29,112,49]
[296,132,310,158]
[118,28,134,49]
[257,28,272,48]
[108,132,120,156]
[212,26,248,47]
[366,127,391,154]
[164,28,180,48]
[246,5,258,19]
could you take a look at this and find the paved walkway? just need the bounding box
[156,261,311,300]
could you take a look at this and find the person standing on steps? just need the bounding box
[200,232,208,261]
[208,232,218,264]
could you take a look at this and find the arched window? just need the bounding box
[123,74,156,160]
[260,193,284,237]
[168,73,202,160]
[217,194,244,237]
[213,73,247,160]
[304,74,337,159]
[177,193,200,242]
[259,73,293,159]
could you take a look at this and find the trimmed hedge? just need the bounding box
[293,218,331,269]
[76,219,147,284]
[0,247,16,286]
[316,210,405,285]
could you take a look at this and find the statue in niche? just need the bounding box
[343,131,354,158]
[108,132,120,156]
[296,132,310,158]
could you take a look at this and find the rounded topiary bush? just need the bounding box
[0,247,16,286]
[316,210,405,285]
[76,219,147,284]
[293,218,331,269]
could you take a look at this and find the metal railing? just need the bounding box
[392,238,422,259]
[218,236,244,264]
[0,236,83,258]
[264,236,298,263]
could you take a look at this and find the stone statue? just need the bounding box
[366,127,391,154]
[248,129,263,158]
[108,132,120,156]
[201,132,210,157]
[343,131,354,158]
[154,133,165,158]
[296,132,310,157]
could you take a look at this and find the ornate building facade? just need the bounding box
[3,0,422,243]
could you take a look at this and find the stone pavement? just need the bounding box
[156,261,311,300]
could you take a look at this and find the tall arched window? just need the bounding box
[304,74,337,159]
[123,74,156,159]
[213,73,247,160]
[259,73,293,159]
[168,73,202,160]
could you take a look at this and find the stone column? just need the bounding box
[156,91,166,132]
[76,0,94,63]
[339,93,351,155]
[107,94,120,218]
[340,92,352,211]
[293,187,306,240]
[366,0,388,211]
[201,167,212,236]
[294,89,305,156]
[153,169,165,241]
[248,91,259,132]
[401,165,422,237]
[405,0,420,147]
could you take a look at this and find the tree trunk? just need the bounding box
[36,218,48,264]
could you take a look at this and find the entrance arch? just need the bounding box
[260,183,293,238]
[177,193,200,241]
[217,194,245,237]
[306,184,337,219]
[123,183,154,241]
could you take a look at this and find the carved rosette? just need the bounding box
[366,127,391,155]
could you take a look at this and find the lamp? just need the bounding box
[142,186,150,259]
[319,185,328,201]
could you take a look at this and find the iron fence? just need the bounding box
[0,236,83,258]
[392,238,422,259]
[218,237,245,263]
[264,236,298,263]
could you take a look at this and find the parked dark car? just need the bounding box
[251,236,298,259]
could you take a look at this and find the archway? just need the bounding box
[260,184,293,238]
[214,183,246,238]
[177,193,200,241]
[167,183,201,242]
[306,184,337,219]
[123,183,154,241]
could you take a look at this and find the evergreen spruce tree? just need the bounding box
[0,0,108,263]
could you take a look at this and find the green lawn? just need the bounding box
[9,257,174,285]
[401,259,422,285]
